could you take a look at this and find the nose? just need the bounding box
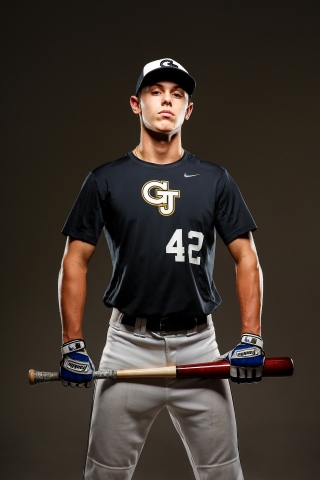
[162,90,172,106]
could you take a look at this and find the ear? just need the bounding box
[184,101,194,121]
[130,96,141,115]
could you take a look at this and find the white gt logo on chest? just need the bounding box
[141,180,180,216]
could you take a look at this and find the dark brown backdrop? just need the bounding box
[1,1,319,479]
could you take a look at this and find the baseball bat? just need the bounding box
[29,357,293,386]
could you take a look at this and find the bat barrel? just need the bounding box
[177,360,230,378]
[176,357,294,378]
[262,357,294,377]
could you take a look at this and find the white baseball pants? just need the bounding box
[83,309,244,480]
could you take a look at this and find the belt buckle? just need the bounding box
[159,317,170,335]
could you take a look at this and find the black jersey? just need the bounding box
[62,151,257,317]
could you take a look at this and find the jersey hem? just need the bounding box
[61,229,98,246]
[103,300,221,318]
[222,224,257,245]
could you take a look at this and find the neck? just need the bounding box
[134,127,184,164]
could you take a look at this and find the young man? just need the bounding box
[59,58,264,480]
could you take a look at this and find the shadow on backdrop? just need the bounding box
[1,2,319,479]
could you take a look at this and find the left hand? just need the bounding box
[222,333,265,384]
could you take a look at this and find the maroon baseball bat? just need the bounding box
[29,357,293,385]
[177,357,294,378]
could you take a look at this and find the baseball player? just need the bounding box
[59,58,264,480]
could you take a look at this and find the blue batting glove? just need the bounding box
[60,339,95,388]
[223,333,265,384]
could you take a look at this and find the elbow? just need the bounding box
[237,252,262,276]
[237,250,260,268]
[60,251,88,279]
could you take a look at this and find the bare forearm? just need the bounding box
[236,259,263,336]
[227,233,263,336]
[58,260,87,342]
[58,239,95,343]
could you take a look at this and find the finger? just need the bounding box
[238,368,247,383]
[230,366,238,382]
[215,353,229,361]
[254,367,263,383]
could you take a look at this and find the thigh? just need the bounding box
[165,326,243,479]
[84,326,167,479]
[168,377,239,467]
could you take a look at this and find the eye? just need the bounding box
[173,92,183,98]
[151,90,161,95]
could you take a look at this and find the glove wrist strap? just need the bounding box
[61,339,86,356]
[241,333,263,349]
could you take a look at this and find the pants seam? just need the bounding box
[135,407,163,464]
[196,455,240,468]
[167,408,201,480]
[86,455,136,470]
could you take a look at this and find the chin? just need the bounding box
[155,127,175,133]
[154,122,178,133]
[144,121,179,135]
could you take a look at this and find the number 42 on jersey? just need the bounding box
[166,229,204,265]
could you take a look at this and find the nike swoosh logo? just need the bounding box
[184,173,200,178]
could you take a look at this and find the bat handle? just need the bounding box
[29,369,60,386]
[28,369,118,385]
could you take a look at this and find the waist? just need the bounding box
[121,314,207,333]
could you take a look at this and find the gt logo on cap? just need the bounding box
[136,58,195,96]
[160,59,178,68]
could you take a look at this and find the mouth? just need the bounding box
[158,110,174,118]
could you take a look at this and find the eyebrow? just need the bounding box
[151,83,183,90]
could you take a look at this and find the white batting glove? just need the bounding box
[222,333,265,384]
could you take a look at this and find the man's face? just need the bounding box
[131,81,193,135]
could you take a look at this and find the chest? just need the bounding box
[104,172,216,229]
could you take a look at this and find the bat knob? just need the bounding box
[28,369,35,386]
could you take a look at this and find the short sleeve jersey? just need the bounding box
[62,151,257,317]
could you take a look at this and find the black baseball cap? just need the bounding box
[136,58,196,97]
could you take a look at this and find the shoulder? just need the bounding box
[186,154,230,190]
[91,154,131,180]
[77,155,131,197]
[187,153,242,199]
[187,153,227,179]
[87,155,132,193]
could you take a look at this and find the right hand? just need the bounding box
[60,339,95,387]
